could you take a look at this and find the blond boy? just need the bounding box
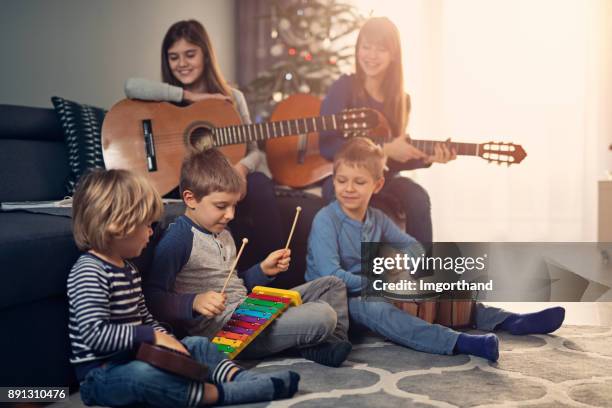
[306,138,565,361]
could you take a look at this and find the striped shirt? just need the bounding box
[67,253,166,371]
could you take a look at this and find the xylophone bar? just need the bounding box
[248,293,291,304]
[227,318,261,330]
[231,314,266,324]
[216,344,235,353]
[243,297,286,308]
[216,330,249,342]
[224,325,254,336]
[234,309,272,319]
[213,337,242,348]
[238,302,282,314]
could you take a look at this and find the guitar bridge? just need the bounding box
[142,119,157,172]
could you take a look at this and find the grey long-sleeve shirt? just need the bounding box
[143,215,274,338]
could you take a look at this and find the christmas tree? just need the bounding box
[245,0,364,121]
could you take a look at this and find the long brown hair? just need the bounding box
[161,20,232,97]
[354,17,408,136]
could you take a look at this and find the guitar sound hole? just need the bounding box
[188,126,215,153]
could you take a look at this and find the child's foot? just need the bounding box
[454,333,499,362]
[496,307,565,335]
[271,371,300,399]
[233,370,300,399]
[216,372,299,405]
[299,341,352,367]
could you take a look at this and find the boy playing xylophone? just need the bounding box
[144,148,352,367]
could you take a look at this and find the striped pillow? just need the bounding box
[51,96,106,194]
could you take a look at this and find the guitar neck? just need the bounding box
[215,115,340,146]
[410,139,479,157]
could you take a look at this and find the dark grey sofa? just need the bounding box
[0,103,323,388]
[0,104,80,388]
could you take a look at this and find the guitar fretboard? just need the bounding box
[213,114,365,146]
[410,139,478,156]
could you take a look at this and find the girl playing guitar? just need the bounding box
[124,19,285,272]
[319,17,456,245]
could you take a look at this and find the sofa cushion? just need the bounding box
[51,97,106,194]
[0,212,79,309]
[0,140,71,202]
[0,104,70,201]
[0,104,64,142]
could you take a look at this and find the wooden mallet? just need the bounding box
[285,206,302,251]
[221,238,248,294]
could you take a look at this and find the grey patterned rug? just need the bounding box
[235,325,612,408]
[56,325,612,407]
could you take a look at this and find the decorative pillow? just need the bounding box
[51,96,106,194]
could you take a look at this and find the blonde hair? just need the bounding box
[333,137,386,180]
[179,148,245,201]
[354,17,408,136]
[72,169,163,252]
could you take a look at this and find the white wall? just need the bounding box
[0,0,235,109]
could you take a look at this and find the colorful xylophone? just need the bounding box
[212,286,302,359]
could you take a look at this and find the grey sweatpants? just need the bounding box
[239,276,349,358]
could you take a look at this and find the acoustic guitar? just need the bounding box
[266,94,527,188]
[102,98,381,195]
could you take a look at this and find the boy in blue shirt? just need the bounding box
[306,138,565,361]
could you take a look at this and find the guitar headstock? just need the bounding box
[478,141,527,165]
[337,108,390,141]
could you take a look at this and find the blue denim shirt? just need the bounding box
[306,200,422,295]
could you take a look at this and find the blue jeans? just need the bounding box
[322,174,432,244]
[348,299,511,355]
[79,337,223,408]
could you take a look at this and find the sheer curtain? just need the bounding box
[355,0,612,242]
